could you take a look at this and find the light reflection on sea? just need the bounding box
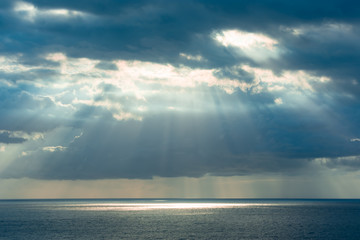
[1,199,360,239]
[48,199,304,212]
[58,202,278,211]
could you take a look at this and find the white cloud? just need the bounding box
[0,130,44,141]
[13,1,36,22]
[351,138,360,142]
[241,65,330,92]
[179,53,204,61]
[214,29,282,62]
[21,151,29,156]
[42,146,67,152]
[1,52,333,123]
[0,55,35,74]
[113,60,249,94]
[13,1,93,23]
[274,98,283,105]
[215,30,277,49]
[45,53,67,62]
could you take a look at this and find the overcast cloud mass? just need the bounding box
[1,0,360,185]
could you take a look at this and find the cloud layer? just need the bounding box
[1,0,360,180]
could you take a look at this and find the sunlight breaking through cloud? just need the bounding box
[13,1,92,22]
[0,52,333,124]
[1,0,360,193]
[214,29,282,62]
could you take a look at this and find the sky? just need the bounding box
[1,0,360,199]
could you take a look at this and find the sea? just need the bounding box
[1,199,360,239]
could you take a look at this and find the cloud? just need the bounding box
[95,61,118,71]
[1,1,358,96]
[274,98,283,105]
[1,0,360,180]
[1,51,360,180]
[2,93,360,180]
[213,29,283,62]
[0,131,26,144]
[2,0,356,70]
[0,112,305,179]
[179,53,204,62]
[42,146,67,152]
[315,155,360,171]
[13,1,92,23]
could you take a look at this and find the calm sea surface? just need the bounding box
[1,199,360,239]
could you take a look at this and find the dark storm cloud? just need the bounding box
[1,0,360,179]
[1,0,358,92]
[0,111,305,179]
[0,85,65,132]
[1,0,357,64]
[268,23,360,95]
[3,88,360,180]
[318,154,360,171]
[0,0,358,76]
[0,132,26,144]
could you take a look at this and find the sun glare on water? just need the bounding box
[59,202,278,211]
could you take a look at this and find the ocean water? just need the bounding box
[1,199,360,240]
